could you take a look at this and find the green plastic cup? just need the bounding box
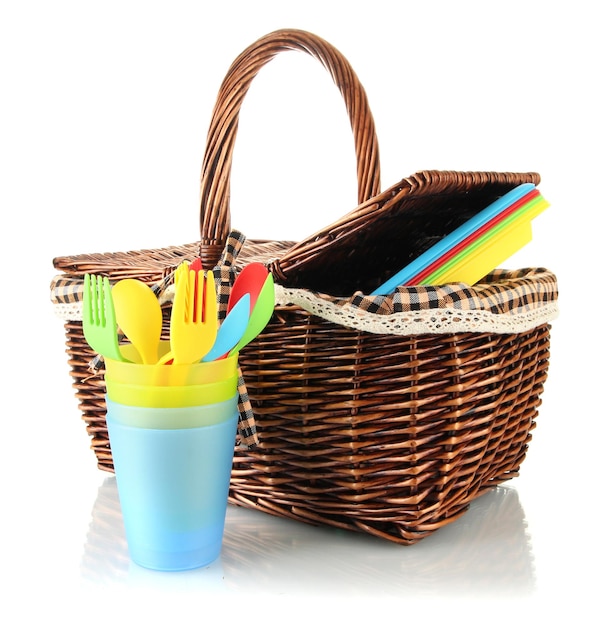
[105,394,239,429]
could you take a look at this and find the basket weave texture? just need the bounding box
[52,29,556,545]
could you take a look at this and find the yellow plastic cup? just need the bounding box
[104,341,238,387]
[105,374,239,408]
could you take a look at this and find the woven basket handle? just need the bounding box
[199,29,381,264]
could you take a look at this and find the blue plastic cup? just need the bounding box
[105,401,238,571]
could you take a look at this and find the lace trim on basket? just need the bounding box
[274,284,558,334]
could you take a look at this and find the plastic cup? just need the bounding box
[105,402,239,571]
[104,341,238,387]
[105,373,238,407]
[106,394,238,429]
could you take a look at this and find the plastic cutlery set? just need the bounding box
[83,260,275,367]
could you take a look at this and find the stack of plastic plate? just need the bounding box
[371,183,549,295]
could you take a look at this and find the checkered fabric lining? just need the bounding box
[346,267,558,315]
[212,231,258,447]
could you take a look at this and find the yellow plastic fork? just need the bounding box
[160,264,218,365]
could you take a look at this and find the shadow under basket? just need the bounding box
[51,28,557,545]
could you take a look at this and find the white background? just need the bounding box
[2,1,606,623]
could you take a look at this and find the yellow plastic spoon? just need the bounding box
[112,279,163,364]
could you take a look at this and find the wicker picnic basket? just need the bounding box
[51,29,558,545]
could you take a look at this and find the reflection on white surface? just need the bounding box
[81,477,535,597]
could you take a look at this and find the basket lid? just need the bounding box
[269,170,542,296]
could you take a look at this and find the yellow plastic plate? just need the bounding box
[426,196,549,285]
